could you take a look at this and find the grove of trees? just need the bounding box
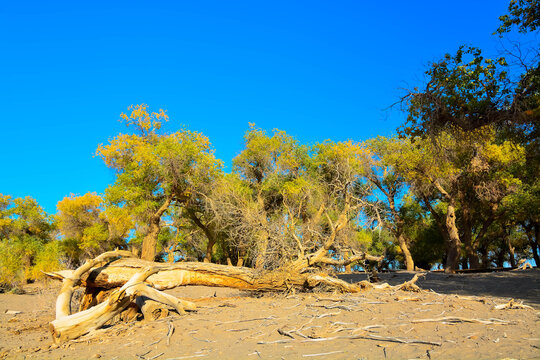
[1,0,538,289]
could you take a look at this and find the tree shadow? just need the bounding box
[338,268,540,308]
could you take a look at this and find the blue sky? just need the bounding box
[0,1,521,213]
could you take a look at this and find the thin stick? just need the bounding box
[166,321,174,346]
[165,355,209,360]
[216,316,276,324]
[148,353,165,360]
[303,350,345,357]
[300,334,442,346]
[277,328,295,339]
[412,317,511,325]
[307,304,354,311]
[257,339,294,344]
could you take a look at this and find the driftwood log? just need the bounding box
[46,250,386,343]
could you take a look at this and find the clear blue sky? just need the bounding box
[0,1,518,213]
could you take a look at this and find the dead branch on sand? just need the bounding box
[493,299,533,310]
[45,250,425,343]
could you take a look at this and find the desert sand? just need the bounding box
[1,269,539,360]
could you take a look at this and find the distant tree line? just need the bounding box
[1,0,538,288]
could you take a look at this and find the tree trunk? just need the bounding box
[141,220,161,261]
[46,249,386,343]
[397,233,414,271]
[461,207,480,269]
[505,227,516,268]
[187,209,216,263]
[524,222,539,267]
[141,197,172,261]
[479,243,490,268]
[445,203,462,273]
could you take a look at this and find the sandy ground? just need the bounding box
[0,269,539,360]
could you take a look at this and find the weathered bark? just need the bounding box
[141,197,172,261]
[445,203,462,273]
[45,250,135,319]
[50,266,195,343]
[426,180,462,273]
[48,252,198,344]
[136,297,169,321]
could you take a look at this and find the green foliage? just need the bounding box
[496,0,540,35]
[56,193,129,262]
[0,195,59,286]
[400,46,510,138]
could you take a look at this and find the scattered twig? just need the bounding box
[136,350,152,359]
[148,353,164,360]
[300,334,441,346]
[165,354,209,360]
[412,317,511,325]
[166,321,174,346]
[257,339,293,344]
[189,334,214,343]
[314,311,341,319]
[493,299,533,310]
[307,304,354,311]
[277,328,296,339]
[216,316,276,324]
[302,350,345,357]
[453,295,487,303]
[225,328,250,332]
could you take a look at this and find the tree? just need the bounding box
[208,126,379,271]
[231,125,309,268]
[496,0,540,35]
[96,104,222,261]
[365,136,416,270]
[56,193,132,263]
[390,127,524,272]
[0,194,59,285]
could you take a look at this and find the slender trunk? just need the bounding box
[461,207,480,269]
[187,209,216,263]
[388,195,414,271]
[479,243,490,268]
[398,233,414,271]
[344,252,352,274]
[496,251,505,268]
[505,226,516,268]
[445,202,462,273]
[141,197,172,261]
[529,223,540,267]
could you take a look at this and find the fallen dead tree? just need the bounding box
[46,249,415,343]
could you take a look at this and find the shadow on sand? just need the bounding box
[338,268,540,308]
